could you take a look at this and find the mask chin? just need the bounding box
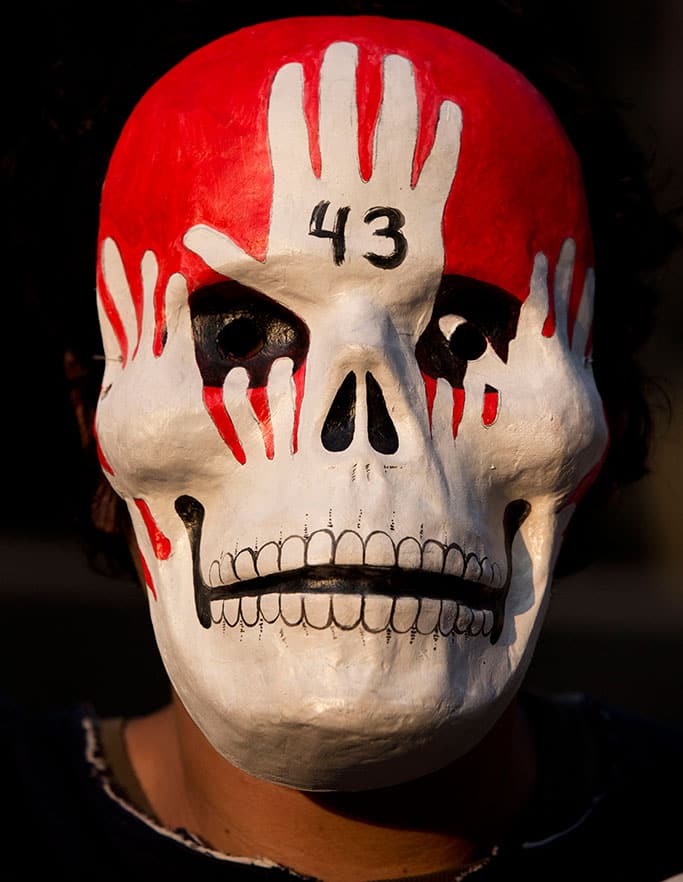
[139,501,548,791]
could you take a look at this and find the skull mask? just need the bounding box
[95,16,608,791]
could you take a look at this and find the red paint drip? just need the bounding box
[203,386,247,464]
[452,387,465,438]
[542,266,556,338]
[292,361,307,454]
[152,272,167,357]
[482,386,499,426]
[129,267,145,360]
[561,442,609,511]
[356,49,383,183]
[421,372,437,433]
[134,498,171,560]
[92,419,115,475]
[96,261,128,366]
[247,386,274,460]
[301,55,322,178]
[137,545,157,600]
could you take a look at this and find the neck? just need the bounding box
[125,692,537,881]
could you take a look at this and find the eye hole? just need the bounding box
[448,322,487,361]
[216,317,265,360]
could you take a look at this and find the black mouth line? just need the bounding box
[175,497,530,645]
[209,591,498,639]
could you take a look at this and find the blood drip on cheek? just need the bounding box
[418,375,465,439]
[205,360,307,463]
[137,545,157,600]
[203,386,247,464]
[93,420,115,475]
[292,361,306,454]
[247,385,274,459]
[131,498,171,601]
[134,498,172,560]
[420,375,499,438]
[452,387,465,438]
[482,385,499,426]
[246,360,307,459]
[421,373,437,432]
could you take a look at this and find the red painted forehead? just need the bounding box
[99,15,592,302]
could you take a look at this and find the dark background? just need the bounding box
[1,0,682,724]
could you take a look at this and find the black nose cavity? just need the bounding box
[321,372,398,454]
[366,372,399,454]
[321,372,356,452]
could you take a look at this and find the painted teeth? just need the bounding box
[280,535,305,571]
[306,530,334,566]
[212,594,493,639]
[364,532,395,566]
[302,593,332,629]
[209,530,502,590]
[255,541,279,578]
[362,595,394,633]
[392,596,420,633]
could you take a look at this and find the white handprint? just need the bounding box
[182,41,462,463]
[184,42,461,284]
[95,237,225,494]
[449,237,607,503]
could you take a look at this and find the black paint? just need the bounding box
[189,280,310,390]
[174,495,211,629]
[363,206,407,269]
[309,200,350,265]
[449,321,487,361]
[366,371,399,454]
[416,275,521,388]
[490,498,532,644]
[309,201,408,269]
[321,372,356,451]
[175,492,532,644]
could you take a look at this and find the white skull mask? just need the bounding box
[95,17,608,790]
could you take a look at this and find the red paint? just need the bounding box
[482,386,499,426]
[421,372,437,432]
[562,457,602,509]
[292,361,307,454]
[92,418,115,475]
[96,264,128,367]
[542,268,556,338]
[152,272,167,357]
[247,385,275,459]
[452,387,465,438]
[203,386,247,464]
[134,498,172,560]
[561,428,609,511]
[137,545,158,600]
[128,260,145,360]
[98,17,593,349]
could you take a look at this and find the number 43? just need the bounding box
[309,201,407,269]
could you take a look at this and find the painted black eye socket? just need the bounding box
[448,322,488,361]
[415,275,521,390]
[216,317,265,360]
[190,280,310,389]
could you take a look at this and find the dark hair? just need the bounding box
[9,0,679,576]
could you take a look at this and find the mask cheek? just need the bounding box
[95,369,225,497]
[461,347,606,501]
